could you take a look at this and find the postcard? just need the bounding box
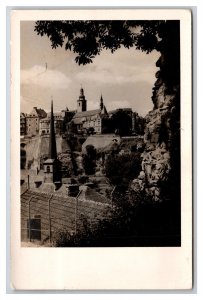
[10,9,192,290]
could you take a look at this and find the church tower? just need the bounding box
[100,94,108,115]
[100,94,104,110]
[77,87,87,112]
[43,100,61,183]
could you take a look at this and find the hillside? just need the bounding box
[23,136,70,169]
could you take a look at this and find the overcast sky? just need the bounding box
[20,21,160,117]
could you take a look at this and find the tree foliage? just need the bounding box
[82,144,97,175]
[34,20,171,65]
[105,153,142,188]
[110,109,132,136]
[34,20,180,93]
[53,189,180,247]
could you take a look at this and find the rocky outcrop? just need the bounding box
[132,90,178,202]
[131,21,180,203]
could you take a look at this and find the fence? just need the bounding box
[21,189,111,246]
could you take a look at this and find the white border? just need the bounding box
[2,1,202,298]
[10,9,192,291]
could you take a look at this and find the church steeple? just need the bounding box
[100,94,104,110]
[77,86,87,112]
[43,99,61,184]
[48,99,57,159]
[99,94,108,115]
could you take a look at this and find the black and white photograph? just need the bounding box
[19,19,181,247]
[10,9,192,290]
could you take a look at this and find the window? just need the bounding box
[27,217,41,241]
[47,166,50,173]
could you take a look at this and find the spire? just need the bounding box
[80,86,84,97]
[48,99,57,159]
[100,94,104,110]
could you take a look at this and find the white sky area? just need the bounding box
[20,21,160,117]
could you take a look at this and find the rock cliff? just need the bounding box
[131,21,180,203]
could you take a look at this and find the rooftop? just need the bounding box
[73,109,101,119]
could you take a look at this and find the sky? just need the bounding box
[20,21,160,117]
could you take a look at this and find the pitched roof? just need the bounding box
[29,107,47,118]
[36,108,47,118]
[101,105,108,115]
[82,134,121,152]
[78,186,111,204]
[20,112,26,118]
[108,108,132,114]
[43,158,56,164]
[73,109,101,119]
[72,109,102,125]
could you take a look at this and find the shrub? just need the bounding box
[105,153,142,188]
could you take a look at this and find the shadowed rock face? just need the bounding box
[131,21,180,203]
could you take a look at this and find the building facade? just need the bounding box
[39,108,76,136]
[26,107,47,136]
[39,117,63,136]
[69,89,108,134]
[20,113,26,136]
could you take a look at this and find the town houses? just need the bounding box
[20,87,144,138]
[20,88,145,245]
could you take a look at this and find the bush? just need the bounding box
[53,188,180,247]
[105,153,142,188]
[83,144,97,175]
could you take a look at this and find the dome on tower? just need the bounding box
[80,87,84,96]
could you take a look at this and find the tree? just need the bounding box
[105,153,141,188]
[35,21,161,64]
[83,144,97,175]
[34,20,180,90]
[110,109,132,136]
[86,127,95,135]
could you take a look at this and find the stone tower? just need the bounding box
[43,100,61,183]
[77,87,87,112]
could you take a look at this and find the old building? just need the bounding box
[39,108,75,136]
[20,112,26,136]
[70,88,108,134]
[26,107,47,136]
[39,118,50,135]
[20,102,111,244]
[39,116,63,136]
